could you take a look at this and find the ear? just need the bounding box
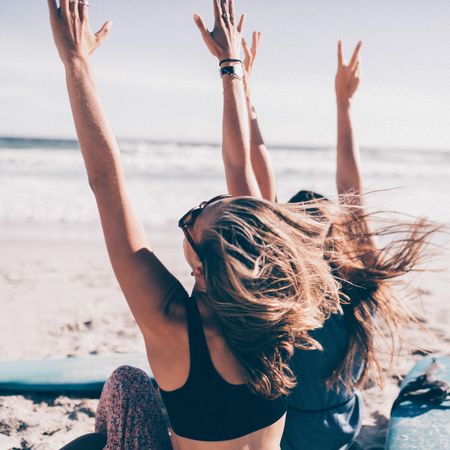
[192,264,207,292]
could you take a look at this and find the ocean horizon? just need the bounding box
[1,136,449,242]
[2,136,450,155]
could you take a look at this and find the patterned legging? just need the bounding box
[95,365,173,450]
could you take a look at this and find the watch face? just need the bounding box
[221,65,244,78]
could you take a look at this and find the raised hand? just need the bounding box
[335,41,362,107]
[194,0,246,61]
[242,31,262,81]
[47,0,112,65]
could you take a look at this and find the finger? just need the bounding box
[242,38,251,62]
[229,0,236,25]
[251,31,261,57]
[352,61,361,74]
[220,0,231,29]
[237,13,246,33]
[60,0,70,17]
[251,32,257,54]
[47,0,58,17]
[96,21,113,44]
[69,0,79,19]
[213,0,223,26]
[256,31,262,47]
[338,40,344,67]
[194,14,211,41]
[79,1,89,22]
[194,15,219,56]
[220,0,228,14]
[349,41,363,70]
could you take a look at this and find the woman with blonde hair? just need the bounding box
[50,1,342,448]
[49,0,436,448]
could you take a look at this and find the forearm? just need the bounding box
[64,58,148,252]
[222,76,260,197]
[336,102,362,198]
[64,58,123,189]
[245,88,276,201]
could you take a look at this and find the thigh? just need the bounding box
[60,433,106,450]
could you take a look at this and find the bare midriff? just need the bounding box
[170,414,286,450]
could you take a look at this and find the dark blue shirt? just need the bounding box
[281,312,363,450]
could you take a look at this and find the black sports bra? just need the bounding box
[159,295,288,442]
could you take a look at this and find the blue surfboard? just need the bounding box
[0,353,151,396]
[386,356,450,450]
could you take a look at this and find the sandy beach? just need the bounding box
[0,235,449,450]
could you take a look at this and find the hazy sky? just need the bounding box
[1,1,449,149]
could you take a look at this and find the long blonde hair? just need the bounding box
[197,196,438,399]
[199,197,341,399]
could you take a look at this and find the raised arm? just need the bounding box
[242,33,277,201]
[335,41,363,205]
[194,0,260,198]
[335,41,377,258]
[47,0,181,337]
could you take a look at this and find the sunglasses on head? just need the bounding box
[178,194,231,258]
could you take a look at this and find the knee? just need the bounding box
[107,365,152,391]
[101,365,164,421]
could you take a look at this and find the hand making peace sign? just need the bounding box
[335,41,363,107]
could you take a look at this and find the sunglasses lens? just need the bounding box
[178,211,191,228]
[179,209,198,228]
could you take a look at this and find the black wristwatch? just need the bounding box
[220,65,244,79]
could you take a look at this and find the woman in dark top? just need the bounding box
[283,42,365,450]
[236,35,436,450]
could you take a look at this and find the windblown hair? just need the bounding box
[289,192,440,392]
[198,196,438,399]
[198,197,342,399]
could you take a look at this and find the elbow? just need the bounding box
[88,172,116,194]
[88,175,103,194]
[88,177,97,193]
[223,153,252,172]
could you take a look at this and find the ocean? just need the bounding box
[0,137,449,242]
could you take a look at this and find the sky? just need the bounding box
[1,0,449,150]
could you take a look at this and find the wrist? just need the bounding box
[219,58,243,67]
[222,75,244,95]
[217,53,241,63]
[222,75,243,86]
[337,98,352,111]
[64,55,91,72]
[220,64,244,81]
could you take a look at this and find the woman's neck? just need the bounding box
[192,289,220,329]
